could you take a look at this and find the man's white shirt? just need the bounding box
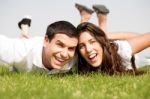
[0,35,77,74]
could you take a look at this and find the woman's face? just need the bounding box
[78,31,103,67]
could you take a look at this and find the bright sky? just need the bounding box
[0,0,150,57]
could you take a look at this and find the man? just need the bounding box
[0,21,78,74]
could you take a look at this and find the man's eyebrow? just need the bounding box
[56,40,77,48]
[56,40,63,44]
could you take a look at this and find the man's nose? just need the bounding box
[61,48,69,59]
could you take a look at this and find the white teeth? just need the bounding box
[89,53,96,59]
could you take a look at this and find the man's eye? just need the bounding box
[57,44,63,47]
[69,47,75,51]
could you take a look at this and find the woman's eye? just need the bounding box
[79,44,84,49]
[90,40,96,44]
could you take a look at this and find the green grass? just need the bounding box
[0,65,150,99]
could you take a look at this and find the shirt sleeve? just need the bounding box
[115,40,133,69]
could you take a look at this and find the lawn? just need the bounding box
[0,65,150,99]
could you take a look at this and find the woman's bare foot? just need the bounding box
[93,5,109,32]
[18,15,31,39]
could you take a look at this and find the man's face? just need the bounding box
[43,33,78,69]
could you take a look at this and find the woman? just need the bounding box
[75,3,138,39]
[18,15,32,39]
[75,3,140,70]
[77,22,150,75]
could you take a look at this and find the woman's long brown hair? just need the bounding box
[77,22,143,75]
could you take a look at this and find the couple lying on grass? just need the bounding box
[0,4,150,75]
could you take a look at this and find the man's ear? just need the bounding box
[43,35,49,47]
